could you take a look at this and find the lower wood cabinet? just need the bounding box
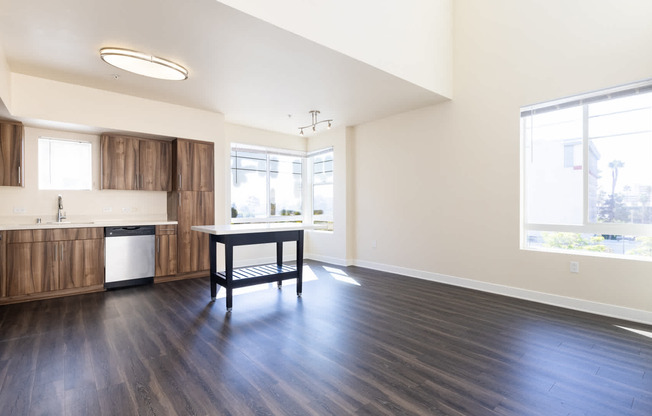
[5,227,104,297]
[155,225,177,277]
[168,191,214,274]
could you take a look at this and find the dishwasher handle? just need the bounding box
[105,225,156,237]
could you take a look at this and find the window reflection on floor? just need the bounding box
[615,325,652,340]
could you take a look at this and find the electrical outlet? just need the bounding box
[103,207,112,213]
[570,261,579,273]
[13,207,26,214]
[372,240,377,249]
[121,207,129,213]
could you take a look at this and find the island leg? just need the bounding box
[296,230,303,297]
[277,241,283,288]
[225,241,233,312]
[210,235,217,300]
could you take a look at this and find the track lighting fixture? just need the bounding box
[297,110,333,136]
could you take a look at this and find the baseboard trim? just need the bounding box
[352,259,652,326]
[305,253,353,267]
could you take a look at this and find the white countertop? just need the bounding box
[192,223,325,235]
[0,220,177,231]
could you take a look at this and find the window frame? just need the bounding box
[309,147,334,230]
[230,144,305,224]
[521,80,652,260]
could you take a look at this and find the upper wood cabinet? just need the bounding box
[173,139,214,192]
[101,134,171,191]
[0,121,24,187]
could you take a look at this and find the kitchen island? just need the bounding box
[192,223,323,311]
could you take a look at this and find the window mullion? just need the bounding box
[582,104,589,225]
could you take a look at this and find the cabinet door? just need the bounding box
[177,191,214,273]
[155,234,178,276]
[101,135,138,190]
[7,242,59,296]
[0,122,23,187]
[175,140,214,191]
[191,142,214,192]
[0,231,6,298]
[60,239,104,290]
[139,139,171,191]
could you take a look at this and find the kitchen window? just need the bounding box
[310,148,334,230]
[230,144,303,223]
[38,137,92,190]
[521,79,652,259]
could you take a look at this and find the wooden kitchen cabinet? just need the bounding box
[173,139,214,192]
[101,134,171,191]
[155,225,178,277]
[7,241,60,296]
[168,191,214,274]
[0,120,24,187]
[139,138,172,191]
[5,228,104,297]
[60,238,104,289]
[0,231,5,297]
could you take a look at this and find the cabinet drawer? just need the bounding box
[156,225,177,235]
[7,227,103,243]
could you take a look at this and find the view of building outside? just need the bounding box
[522,85,652,258]
[230,148,302,222]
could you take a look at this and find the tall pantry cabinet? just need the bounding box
[168,139,214,274]
[0,120,24,187]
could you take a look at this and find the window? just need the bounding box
[310,148,334,230]
[38,137,92,190]
[231,145,303,223]
[521,80,652,259]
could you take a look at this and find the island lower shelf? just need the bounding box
[213,264,298,289]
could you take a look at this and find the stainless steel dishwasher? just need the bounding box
[104,225,155,289]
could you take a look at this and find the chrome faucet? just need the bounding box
[57,194,66,222]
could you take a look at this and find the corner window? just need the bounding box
[521,80,652,259]
[230,145,303,223]
[310,148,334,230]
[38,137,92,190]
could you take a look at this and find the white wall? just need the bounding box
[352,0,652,322]
[0,126,167,225]
[0,43,10,112]
[10,74,223,143]
[218,0,453,97]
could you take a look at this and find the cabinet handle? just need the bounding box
[54,244,57,261]
[60,243,64,262]
[178,173,181,190]
[157,237,160,253]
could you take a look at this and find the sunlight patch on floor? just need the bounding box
[323,265,361,286]
[615,325,652,339]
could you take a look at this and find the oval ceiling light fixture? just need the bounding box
[99,47,188,81]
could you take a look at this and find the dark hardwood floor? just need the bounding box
[1,261,651,415]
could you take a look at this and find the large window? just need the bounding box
[38,137,92,190]
[310,148,334,230]
[521,80,652,259]
[231,145,303,223]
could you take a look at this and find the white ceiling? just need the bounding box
[0,0,447,136]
